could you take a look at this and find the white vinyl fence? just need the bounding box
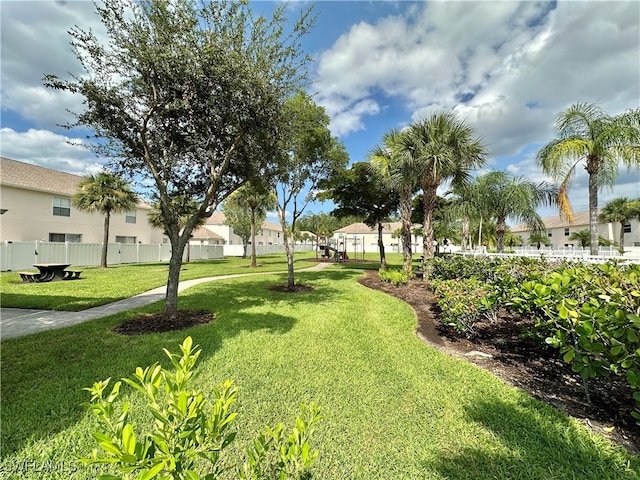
[0,241,224,271]
[0,241,314,271]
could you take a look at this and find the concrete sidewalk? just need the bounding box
[1,262,331,340]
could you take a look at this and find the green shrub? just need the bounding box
[378,269,410,286]
[81,337,321,479]
[431,278,497,336]
[509,262,640,423]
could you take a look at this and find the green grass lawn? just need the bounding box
[0,252,321,311]
[1,258,638,479]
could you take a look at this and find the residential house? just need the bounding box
[0,157,164,244]
[510,210,640,248]
[202,211,283,245]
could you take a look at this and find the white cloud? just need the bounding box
[314,1,640,159]
[0,0,102,129]
[0,128,104,175]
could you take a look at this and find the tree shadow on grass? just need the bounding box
[423,395,639,480]
[0,269,362,459]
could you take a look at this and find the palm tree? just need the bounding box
[404,112,487,259]
[597,197,640,254]
[447,180,488,251]
[474,171,558,253]
[537,102,640,255]
[568,229,616,248]
[369,129,420,274]
[72,171,138,268]
[148,195,207,263]
[227,184,277,267]
[528,232,552,249]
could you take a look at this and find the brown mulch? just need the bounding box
[113,311,215,335]
[357,270,640,454]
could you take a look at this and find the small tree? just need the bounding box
[321,162,399,270]
[45,0,313,319]
[72,171,138,268]
[273,91,348,289]
[598,197,640,254]
[369,129,420,275]
[223,185,276,265]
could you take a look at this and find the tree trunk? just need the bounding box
[277,206,296,289]
[422,183,438,259]
[250,207,257,267]
[163,233,189,319]
[619,221,625,255]
[400,189,413,275]
[496,216,507,253]
[377,221,387,271]
[587,156,600,256]
[461,217,470,251]
[101,213,110,268]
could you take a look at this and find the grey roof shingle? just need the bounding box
[1,157,82,195]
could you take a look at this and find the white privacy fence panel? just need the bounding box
[2,241,229,271]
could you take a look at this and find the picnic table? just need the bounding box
[19,264,82,282]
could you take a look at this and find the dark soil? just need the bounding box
[358,270,640,454]
[113,311,215,335]
[268,284,315,293]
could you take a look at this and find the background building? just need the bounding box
[511,211,640,249]
[0,157,164,244]
[202,211,283,246]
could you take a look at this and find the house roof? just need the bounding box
[334,221,407,235]
[206,210,282,232]
[511,210,595,232]
[0,157,152,209]
[1,157,83,195]
[191,226,224,240]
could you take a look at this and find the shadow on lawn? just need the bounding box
[0,269,355,458]
[425,395,639,479]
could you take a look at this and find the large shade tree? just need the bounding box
[369,129,420,275]
[537,102,640,255]
[473,171,558,253]
[404,112,487,259]
[321,162,400,270]
[273,91,348,289]
[45,0,313,319]
[72,171,139,268]
[597,197,640,254]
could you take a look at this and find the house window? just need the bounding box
[49,233,81,242]
[624,222,631,233]
[52,197,71,217]
[547,230,552,238]
[115,236,137,243]
[125,210,136,224]
[564,227,570,236]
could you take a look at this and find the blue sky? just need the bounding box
[1,0,639,222]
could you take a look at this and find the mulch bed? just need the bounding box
[357,270,640,454]
[113,311,215,335]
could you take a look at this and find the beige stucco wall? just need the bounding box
[516,220,640,248]
[0,185,164,243]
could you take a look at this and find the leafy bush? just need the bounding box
[81,337,321,479]
[378,269,411,286]
[509,262,640,422]
[431,278,497,336]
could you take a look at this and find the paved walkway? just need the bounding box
[0,262,332,340]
